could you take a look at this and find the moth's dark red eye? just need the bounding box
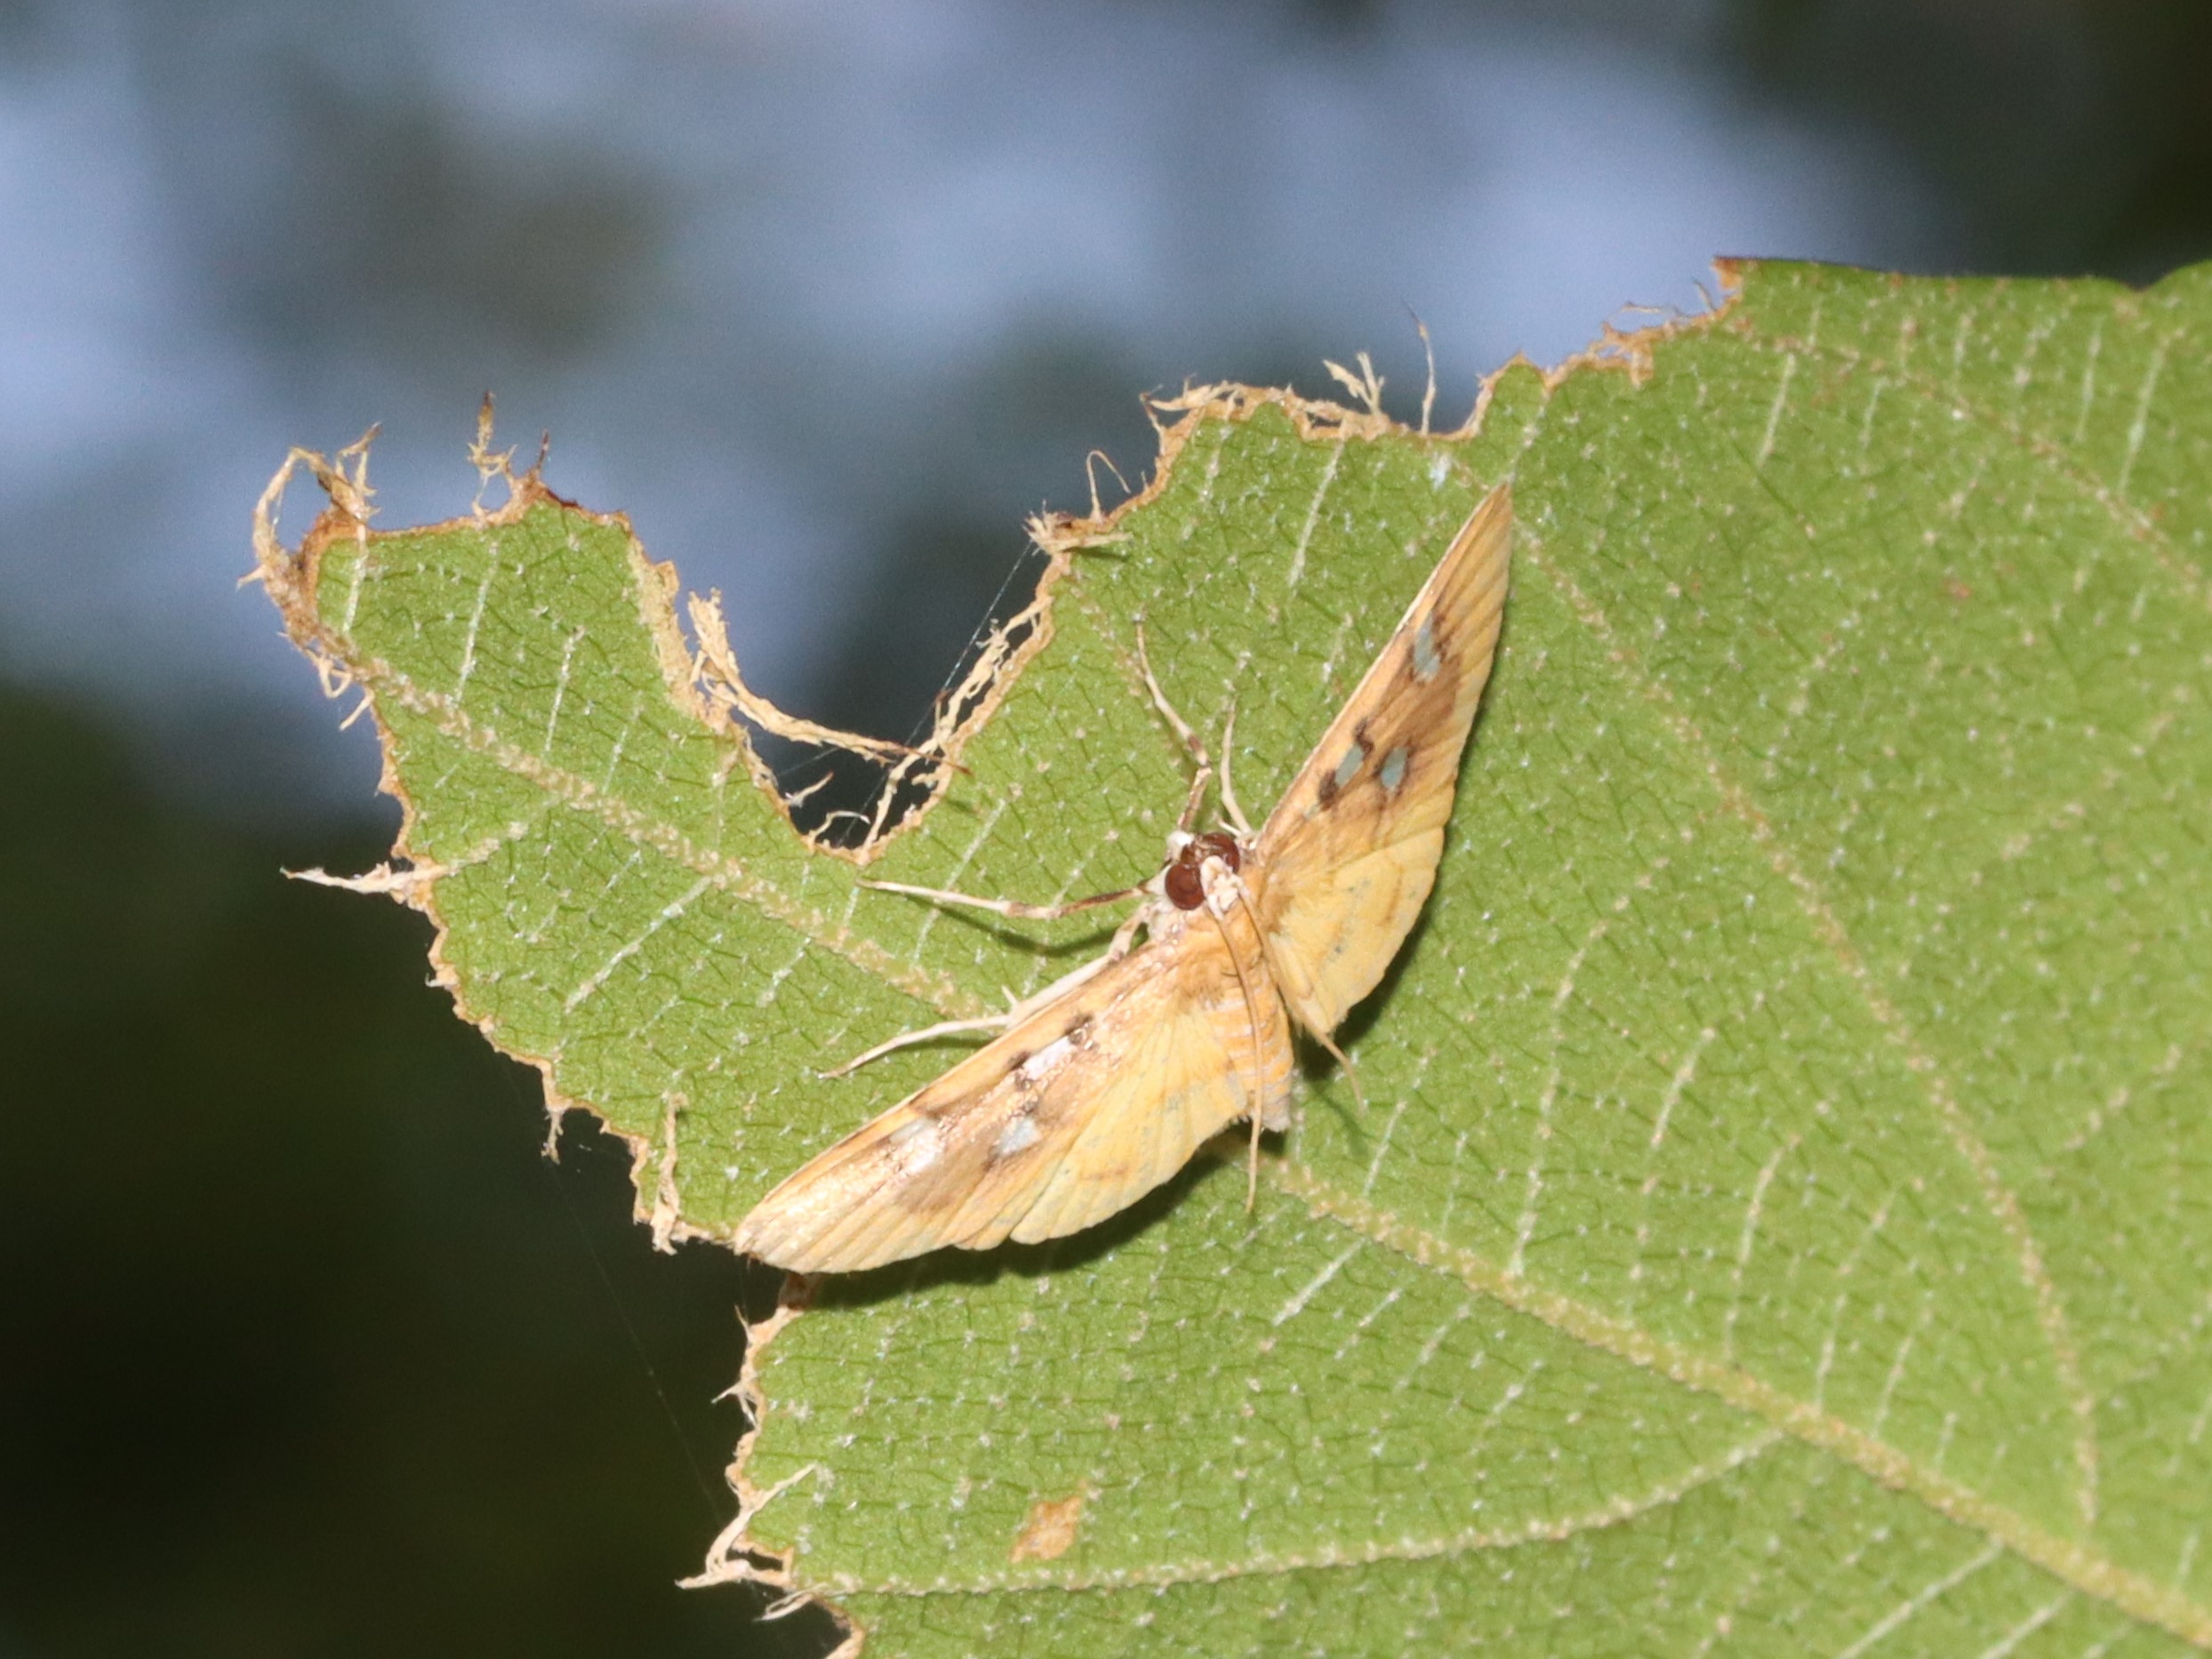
[1164,854,1205,910]
[1165,833,1242,910]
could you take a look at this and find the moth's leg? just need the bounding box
[861,878,1142,921]
[1136,621,1252,839]
[1174,763,1214,837]
[1135,622,1212,773]
[821,1011,1019,1078]
[825,948,1126,1078]
[1214,701,1254,838]
[1309,1026,1367,1113]
[1104,905,1149,962]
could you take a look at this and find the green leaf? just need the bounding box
[258,260,2212,1656]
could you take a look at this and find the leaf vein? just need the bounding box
[1833,1538,2005,1659]
[358,655,983,1021]
[1520,533,2104,1531]
[1732,323,2206,613]
[1267,1162,2210,1647]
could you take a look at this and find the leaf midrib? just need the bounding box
[1270,1168,2207,1647]
[765,1153,2201,1644]
[342,643,990,1023]
[1511,532,2098,1484]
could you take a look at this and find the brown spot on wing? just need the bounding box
[1249,482,1511,1037]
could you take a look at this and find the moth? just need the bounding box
[732,483,1511,1272]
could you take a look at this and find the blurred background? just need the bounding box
[1,2,2205,1653]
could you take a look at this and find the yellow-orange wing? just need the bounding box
[729,908,1294,1273]
[1253,484,1511,1037]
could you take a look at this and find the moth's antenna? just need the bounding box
[1214,702,1251,838]
[1134,622,1210,774]
[1175,765,1214,837]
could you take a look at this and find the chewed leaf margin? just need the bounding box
[677,374,1729,1635]
[247,288,1728,1653]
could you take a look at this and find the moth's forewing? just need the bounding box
[730,904,1293,1273]
[1254,484,1512,1036]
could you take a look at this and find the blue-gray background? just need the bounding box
[3,3,2204,1654]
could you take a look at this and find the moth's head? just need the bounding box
[1162,830,1243,912]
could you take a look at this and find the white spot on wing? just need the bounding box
[1021,1036,1076,1080]
[1379,746,1408,792]
[1332,742,1366,790]
[994,1115,1041,1159]
[887,1117,942,1170]
[1412,615,1442,682]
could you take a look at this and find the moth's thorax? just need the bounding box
[1163,830,1245,911]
